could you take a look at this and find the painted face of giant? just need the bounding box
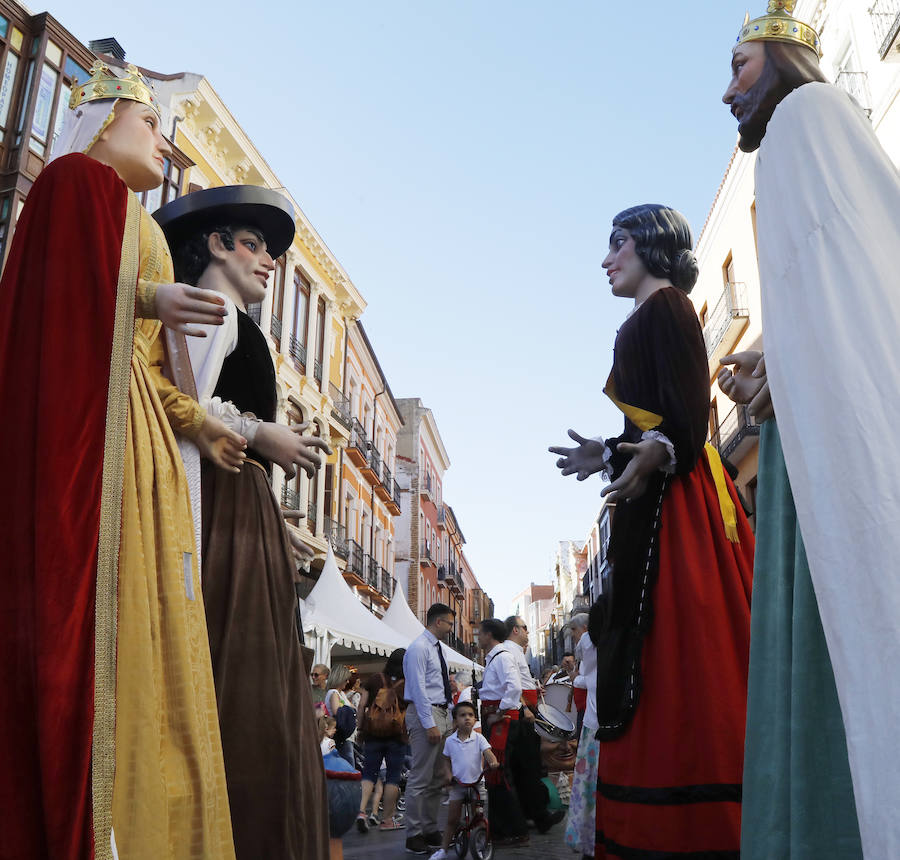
[722,41,777,152]
[89,100,171,192]
[601,227,647,299]
[209,227,274,309]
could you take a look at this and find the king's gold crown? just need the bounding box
[69,61,161,117]
[735,0,821,57]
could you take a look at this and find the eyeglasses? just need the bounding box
[310,672,323,678]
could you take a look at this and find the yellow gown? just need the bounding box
[111,205,235,859]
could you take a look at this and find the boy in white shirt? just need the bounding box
[430,701,498,860]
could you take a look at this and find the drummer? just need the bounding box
[478,618,530,846]
[505,617,566,835]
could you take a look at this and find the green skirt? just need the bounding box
[741,420,862,858]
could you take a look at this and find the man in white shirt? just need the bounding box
[478,618,529,845]
[402,603,455,855]
[505,616,565,835]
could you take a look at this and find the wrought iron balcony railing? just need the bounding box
[314,359,323,384]
[711,402,760,462]
[324,516,348,557]
[870,0,900,59]
[347,539,364,577]
[247,303,261,324]
[350,418,368,453]
[307,500,318,533]
[393,480,402,510]
[329,382,352,427]
[281,484,300,510]
[270,315,282,340]
[289,334,306,367]
[703,281,749,359]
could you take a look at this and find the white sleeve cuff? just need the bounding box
[203,396,261,445]
[593,436,614,481]
[642,430,676,473]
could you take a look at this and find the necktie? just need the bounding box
[436,641,452,704]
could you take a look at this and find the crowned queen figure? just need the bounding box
[0,61,245,859]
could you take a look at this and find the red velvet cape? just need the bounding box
[0,153,130,860]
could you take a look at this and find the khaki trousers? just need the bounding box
[404,703,452,837]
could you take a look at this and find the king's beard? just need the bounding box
[731,56,791,152]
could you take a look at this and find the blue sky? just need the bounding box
[48,1,748,614]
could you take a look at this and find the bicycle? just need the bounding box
[450,771,492,860]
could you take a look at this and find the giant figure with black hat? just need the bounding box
[156,186,332,860]
[720,2,900,856]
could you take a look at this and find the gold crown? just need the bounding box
[735,1,821,57]
[69,61,161,117]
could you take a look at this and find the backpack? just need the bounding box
[366,674,405,738]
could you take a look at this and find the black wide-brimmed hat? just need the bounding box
[154,185,296,258]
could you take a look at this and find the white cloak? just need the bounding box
[755,81,900,859]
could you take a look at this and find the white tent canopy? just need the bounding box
[300,546,408,666]
[382,582,483,675]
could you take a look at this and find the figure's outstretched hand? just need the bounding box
[717,351,765,405]
[154,283,228,337]
[748,354,774,422]
[600,438,670,503]
[253,420,333,479]
[549,429,607,481]
[196,414,246,473]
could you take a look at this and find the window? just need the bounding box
[723,252,735,287]
[142,157,185,213]
[291,269,310,370]
[270,255,286,346]
[314,296,326,388]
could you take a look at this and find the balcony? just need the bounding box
[281,484,300,510]
[702,282,749,371]
[391,480,402,515]
[363,554,380,590]
[346,539,365,580]
[870,0,900,60]
[289,335,307,370]
[835,70,871,114]
[346,419,369,468]
[247,303,261,324]
[324,516,348,558]
[438,563,465,599]
[420,542,436,567]
[436,507,447,530]
[362,446,382,485]
[711,402,760,463]
[270,315,282,341]
[375,461,394,505]
[307,500,318,534]
[420,472,435,502]
[329,382,352,428]
[379,567,393,600]
[314,359,323,386]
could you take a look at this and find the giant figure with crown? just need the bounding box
[0,62,247,859]
[717,2,900,858]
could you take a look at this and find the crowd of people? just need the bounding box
[1,2,899,859]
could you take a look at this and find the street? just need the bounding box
[342,804,577,860]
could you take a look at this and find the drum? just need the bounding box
[533,701,576,743]
[543,681,576,717]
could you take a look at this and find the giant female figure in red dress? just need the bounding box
[551,204,754,858]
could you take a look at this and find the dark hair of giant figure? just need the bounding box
[611,204,699,294]
[172,224,265,285]
[732,41,827,153]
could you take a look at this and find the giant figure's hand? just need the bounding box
[196,414,246,473]
[717,351,765,404]
[549,430,607,481]
[254,421,333,479]
[600,438,670,503]
[748,354,774,423]
[154,283,228,337]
